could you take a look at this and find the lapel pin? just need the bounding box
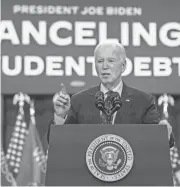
[126,99,130,102]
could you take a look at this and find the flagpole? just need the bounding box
[30,100,35,126]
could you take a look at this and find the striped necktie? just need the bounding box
[101,91,113,124]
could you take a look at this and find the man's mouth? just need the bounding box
[102,73,110,75]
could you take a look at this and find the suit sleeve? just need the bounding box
[64,95,78,124]
[142,96,160,124]
[142,95,174,148]
[47,95,78,143]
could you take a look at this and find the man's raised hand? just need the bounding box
[53,83,71,118]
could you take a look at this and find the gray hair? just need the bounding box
[94,40,126,60]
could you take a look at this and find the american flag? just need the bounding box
[1,148,17,186]
[30,100,46,174]
[33,144,47,173]
[170,145,180,186]
[6,109,28,177]
[15,100,47,186]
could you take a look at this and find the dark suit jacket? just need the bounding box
[48,83,174,147]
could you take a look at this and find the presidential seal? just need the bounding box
[86,134,134,182]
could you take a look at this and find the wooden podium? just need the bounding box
[45,124,173,186]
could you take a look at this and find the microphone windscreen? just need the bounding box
[95,91,104,100]
[112,92,122,109]
[95,91,104,111]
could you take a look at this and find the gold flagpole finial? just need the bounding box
[13,92,30,114]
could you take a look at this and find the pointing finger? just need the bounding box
[60,83,67,95]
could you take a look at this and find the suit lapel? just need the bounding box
[115,83,132,124]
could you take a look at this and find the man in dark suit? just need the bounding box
[49,40,174,147]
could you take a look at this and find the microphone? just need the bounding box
[95,91,122,125]
[109,92,122,116]
[95,91,105,112]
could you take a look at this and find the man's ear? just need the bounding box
[121,59,126,73]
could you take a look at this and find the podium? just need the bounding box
[45,124,173,186]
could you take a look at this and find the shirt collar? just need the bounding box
[100,81,123,96]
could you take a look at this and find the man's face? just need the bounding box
[95,45,125,88]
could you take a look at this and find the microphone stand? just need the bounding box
[101,108,113,125]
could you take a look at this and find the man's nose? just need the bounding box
[102,61,108,69]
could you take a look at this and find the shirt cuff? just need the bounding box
[54,113,67,125]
